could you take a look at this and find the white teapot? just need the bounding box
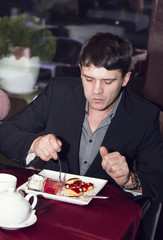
[0,188,37,226]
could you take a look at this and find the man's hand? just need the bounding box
[100,146,130,186]
[28,134,62,161]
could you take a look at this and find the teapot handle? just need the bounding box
[25,193,37,209]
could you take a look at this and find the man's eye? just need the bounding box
[104,80,112,85]
[86,78,93,82]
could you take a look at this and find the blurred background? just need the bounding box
[0,0,152,86]
[0,2,163,239]
[0,0,162,164]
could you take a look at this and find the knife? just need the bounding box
[66,195,109,199]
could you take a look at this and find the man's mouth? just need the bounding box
[92,97,103,103]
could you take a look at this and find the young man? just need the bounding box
[0,32,163,202]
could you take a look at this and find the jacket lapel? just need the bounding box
[64,83,86,174]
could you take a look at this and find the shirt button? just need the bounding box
[89,139,93,143]
[84,161,87,164]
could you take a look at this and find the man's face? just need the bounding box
[80,64,131,113]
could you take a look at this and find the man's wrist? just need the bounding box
[122,172,141,190]
[28,137,40,154]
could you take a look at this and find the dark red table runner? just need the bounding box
[0,168,142,240]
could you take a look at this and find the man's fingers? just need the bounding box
[31,134,62,161]
[49,135,62,152]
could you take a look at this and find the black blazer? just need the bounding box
[0,77,163,202]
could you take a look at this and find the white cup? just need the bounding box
[0,173,17,192]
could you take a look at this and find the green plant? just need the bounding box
[0,14,56,61]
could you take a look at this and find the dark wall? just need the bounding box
[143,0,163,110]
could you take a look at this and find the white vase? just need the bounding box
[0,56,40,94]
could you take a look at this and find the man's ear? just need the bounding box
[122,72,131,87]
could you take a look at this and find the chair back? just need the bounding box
[53,36,83,65]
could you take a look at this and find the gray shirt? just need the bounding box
[79,92,122,175]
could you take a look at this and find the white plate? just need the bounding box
[0,210,37,230]
[18,170,108,205]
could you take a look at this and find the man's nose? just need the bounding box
[93,81,103,94]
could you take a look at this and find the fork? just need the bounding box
[57,153,62,182]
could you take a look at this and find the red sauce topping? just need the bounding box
[81,184,89,192]
[66,180,94,193]
[72,180,82,186]
[71,187,82,194]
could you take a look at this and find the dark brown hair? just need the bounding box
[79,32,133,78]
